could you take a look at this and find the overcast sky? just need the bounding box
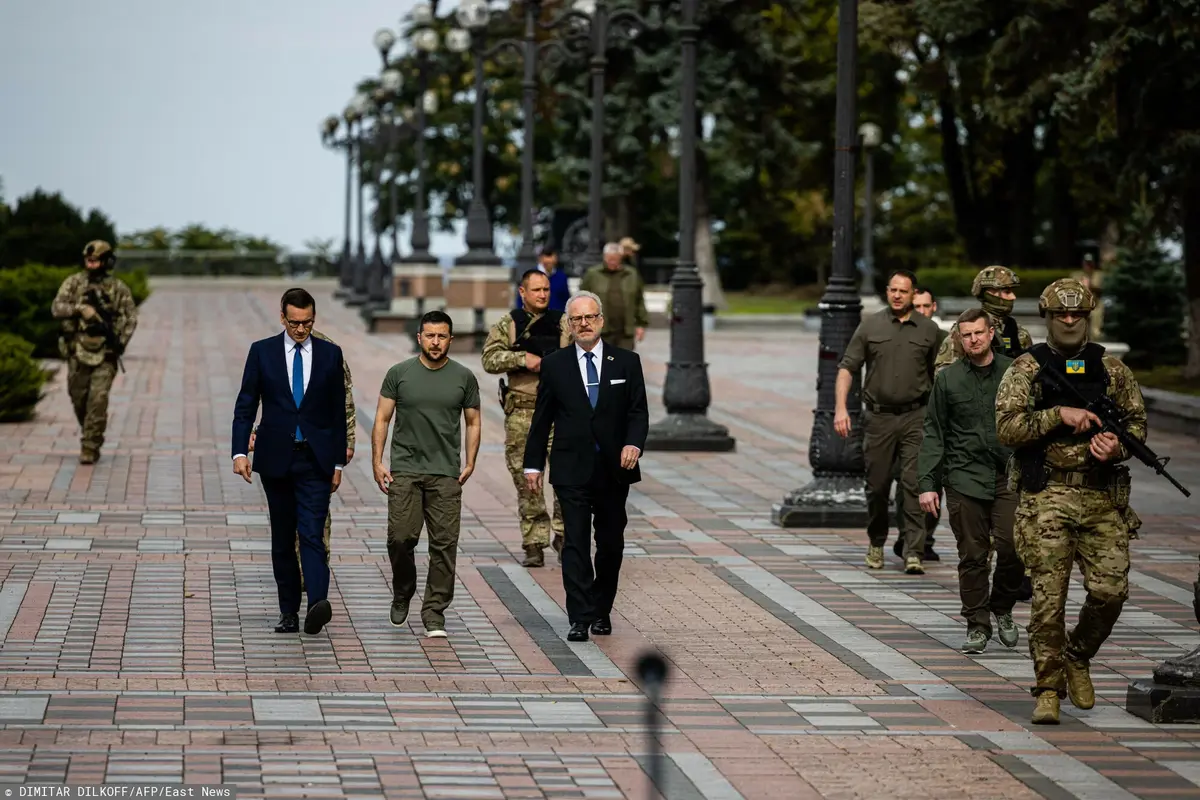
[0,0,474,257]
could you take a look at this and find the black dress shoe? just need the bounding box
[567,622,589,642]
[304,599,332,635]
[274,613,299,633]
[893,539,904,558]
[590,616,612,636]
[924,548,940,562]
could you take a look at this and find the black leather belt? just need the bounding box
[1047,468,1111,489]
[866,395,928,415]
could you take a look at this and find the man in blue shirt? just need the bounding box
[517,246,569,313]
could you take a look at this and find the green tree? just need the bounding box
[0,189,117,269]
[1103,202,1186,368]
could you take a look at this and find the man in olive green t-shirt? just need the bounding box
[371,310,482,638]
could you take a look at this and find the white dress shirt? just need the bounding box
[233,335,341,469]
[525,339,639,475]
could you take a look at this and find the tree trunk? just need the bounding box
[1183,173,1200,379]
[937,90,984,263]
[1004,124,1039,267]
[694,171,726,310]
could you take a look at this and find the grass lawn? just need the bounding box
[721,287,820,315]
[1132,364,1200,397]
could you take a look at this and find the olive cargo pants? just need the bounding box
[864,407,925,557]
[387,473,463,630]
[945,480,1024,637]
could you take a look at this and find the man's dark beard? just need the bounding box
[421,346,447,362]
[891,301,913,317]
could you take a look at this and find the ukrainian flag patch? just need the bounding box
[1066,359,1085,374]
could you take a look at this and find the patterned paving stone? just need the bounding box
[1,279,1200,798]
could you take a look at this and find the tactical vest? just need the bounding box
[995,316,1025,358]
[511,309,564,360]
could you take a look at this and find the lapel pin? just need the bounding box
[606,355,614,361]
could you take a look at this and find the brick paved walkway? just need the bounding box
[1,277,1200,799]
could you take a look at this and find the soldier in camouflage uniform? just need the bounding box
[996,278,1146,725]
[935,266,1034,372]
[482,269,572,567]
[250,328,355,591]
[50,241,139,464]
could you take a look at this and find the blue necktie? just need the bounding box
[292,344,304,441]
[584,352,599,408]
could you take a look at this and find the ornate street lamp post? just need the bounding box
[644,0,733,452]
[450,0,501,267]
[322,113,355,296]
[406,2,442,265]
[365,72,410,314]
[346,91,373,305]
[550,0,647,268]
[858,121,882,298]
[772,0,868,527]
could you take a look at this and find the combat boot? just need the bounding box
[522,545,545,568]
[79,447,98,465]
[905,555,925,575]
[1065,656,1095,709]
[1032,691,1060,724]
[865,546,884,570]
[551,534,563,564]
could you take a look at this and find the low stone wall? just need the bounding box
[1143,388,1200,439]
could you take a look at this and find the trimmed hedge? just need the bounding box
[912,267,1064,299]
[0,264,151,359]
[0,333,51,422]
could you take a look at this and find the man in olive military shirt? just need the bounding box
[917,308,1025,654]
[836,270,941,574]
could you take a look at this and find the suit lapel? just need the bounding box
[300,337,318,410]
[272,333,296,407]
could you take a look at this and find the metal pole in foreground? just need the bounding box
[643,0,734,453]
[636,652,669,798]
[771,0,868,528]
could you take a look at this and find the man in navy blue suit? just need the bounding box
[232,288,348,636]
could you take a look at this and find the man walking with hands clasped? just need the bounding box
[917,308,1025,655]
[372,310,481,638]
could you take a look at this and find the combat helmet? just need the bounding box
[1038,278,1096,318]
[972,265,1020,297]
[83,240,116,267]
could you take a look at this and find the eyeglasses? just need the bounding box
[568,313,602,325]
[285,318,315,329]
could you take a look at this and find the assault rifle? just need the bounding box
[1036,359,1190,497]
[83,287,126,373]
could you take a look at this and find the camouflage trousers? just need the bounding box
[66,359,117,455]
[297,512,332,591]
[1014,485,1130,697]
[504,406,564,548]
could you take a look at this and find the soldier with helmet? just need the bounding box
[995,278,1147,725]
[482,268,572,566]
[51,240,139,464]
[935,266,1034,372]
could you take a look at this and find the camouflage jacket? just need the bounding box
[311,330,356,451]
[481,311,572,399]
[934,314,1033,373]
[995,351,1147,471]
[51,271,138,366]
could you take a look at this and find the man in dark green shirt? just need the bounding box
[372,310,482,638]
[837,269,942,574]
[917,308,1025,654]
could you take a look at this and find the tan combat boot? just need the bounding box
[865,545,884,569]
[522,545,545,568]
[905,555,925,575]
[1032,691,1060,724]
[1065,657,1096,709]
[79,447,98,465]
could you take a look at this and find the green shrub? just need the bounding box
[912,267,1063,299]
[0,264,149,359]
[0,264,75,358]
[0,333,51,422]
[118,268,152,306]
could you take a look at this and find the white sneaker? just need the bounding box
[425,628,447,639]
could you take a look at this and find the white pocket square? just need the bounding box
[609,378,626,385]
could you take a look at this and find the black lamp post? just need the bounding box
[449,0,501,267]
[771,0,868,528]
[322,113,354,295]
[405,2,441,265]
[347,91,372,306]
[362,29,398,311]
[644,0,733,453]
[548,0,648,268]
